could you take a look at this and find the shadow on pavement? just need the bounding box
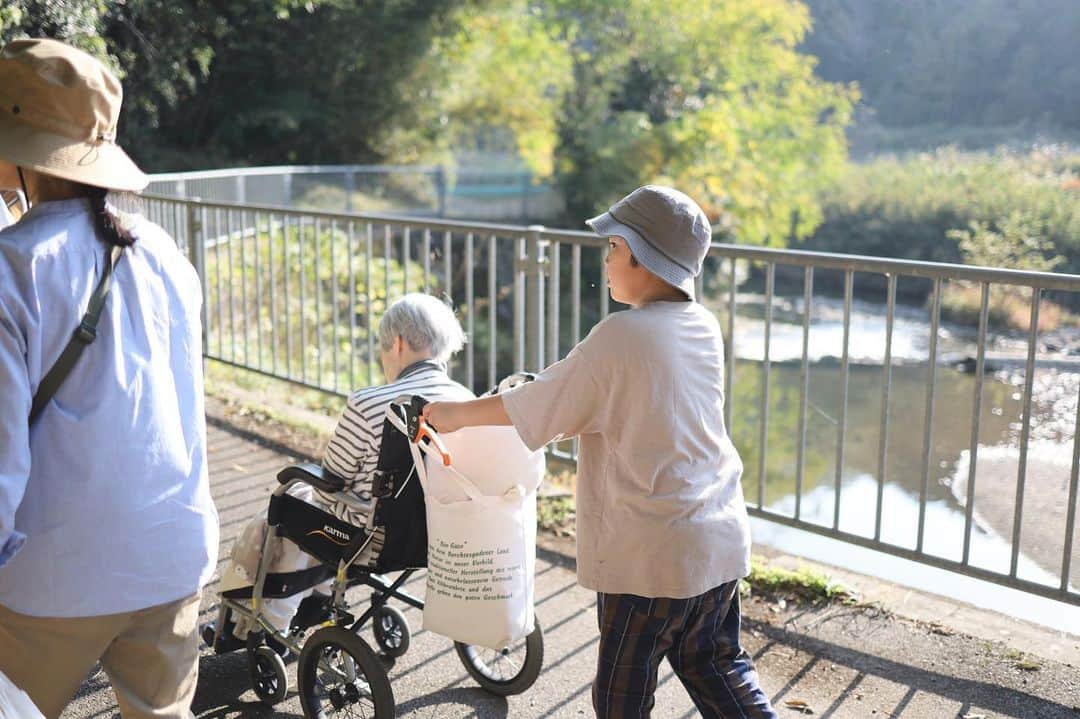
[748,617,1078,719]
[191,652,287,718]
[394,687,509,718]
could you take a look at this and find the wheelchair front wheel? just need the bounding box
[298,626,394,719]
[454,620,544,696]
[249,645,289,705]
[372,605,411,658]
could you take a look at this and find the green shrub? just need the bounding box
[947,211,1064,273]
[799,149,1080,276]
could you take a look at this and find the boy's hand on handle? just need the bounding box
[423,401,463,434]
[422,395,513,433]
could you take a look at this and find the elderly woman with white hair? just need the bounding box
[205,292,475,651]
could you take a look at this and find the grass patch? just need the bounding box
[742,557,856,605]
[215,395,329,441]
[205,360,346,419]
[537,495,576,538]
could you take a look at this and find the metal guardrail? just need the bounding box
[137,193,1080,608]
[146,164,563,221]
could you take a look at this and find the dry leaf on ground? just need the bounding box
[783,698,814,714]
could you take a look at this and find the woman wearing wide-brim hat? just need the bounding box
[0,38,218,719]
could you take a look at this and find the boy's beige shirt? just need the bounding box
[503,301,751,598]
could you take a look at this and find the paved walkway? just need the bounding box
[64,419,695,718]
[60,417,1080,719]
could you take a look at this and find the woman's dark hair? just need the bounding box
[84,185,136,247]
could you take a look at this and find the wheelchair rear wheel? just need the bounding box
[454,620,544,696]
[297,625,394,718]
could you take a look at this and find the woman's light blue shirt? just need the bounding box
[0,199,219,617]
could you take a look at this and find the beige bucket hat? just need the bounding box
[0,38,147,192]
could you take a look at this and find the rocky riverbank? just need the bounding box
[945,369,1079,587]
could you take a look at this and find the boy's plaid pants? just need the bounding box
[593,580,777,718]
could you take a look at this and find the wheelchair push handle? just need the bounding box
[415,420,452,466]
[389,394,452,466]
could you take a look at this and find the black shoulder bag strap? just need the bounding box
[29,245,123,425]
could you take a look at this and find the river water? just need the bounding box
[720,294,1080,633]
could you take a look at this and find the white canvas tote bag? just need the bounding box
[423,425,545,502]
[408,436,537,651]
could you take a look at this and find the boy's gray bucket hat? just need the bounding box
[586,185,711,300]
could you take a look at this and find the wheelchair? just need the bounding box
[208,389,544,718]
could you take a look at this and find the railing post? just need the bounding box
[282,173,293,207]
[523,226,546,372]
[521,172,530,220]
[235,174,246,203]
[344,170,355,212]
[514,237,525,373]
[434,167,447,217]
[186,201,208,354]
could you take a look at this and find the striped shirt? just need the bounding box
[315,360,473,561]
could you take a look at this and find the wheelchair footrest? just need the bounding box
[290,591,334,631]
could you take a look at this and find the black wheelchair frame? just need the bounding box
[210,390,543,718]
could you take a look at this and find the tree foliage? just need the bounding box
[948,212,1065,275]
[422,0,857,241]
[802,0,1080,131]
[2,0,477,169]
[418,1,573,177]
[537,0,857,241]
[1,0,109,63]
[4,0,854,245]
[801,149,1080,272]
